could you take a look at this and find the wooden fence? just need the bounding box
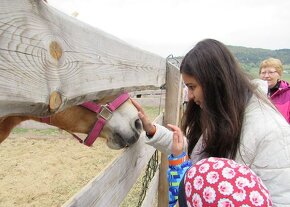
[0,0,166,117]
[62,63,182,207]
[0,1,183,206]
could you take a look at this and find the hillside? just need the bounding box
[174,45,290,81]
[228,46,290,79]
[227,45,290,66]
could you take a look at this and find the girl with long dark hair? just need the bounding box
[132,39,290,206]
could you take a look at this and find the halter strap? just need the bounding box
[81,92,130,146]
[40,92,130,147]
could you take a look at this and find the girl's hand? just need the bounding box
[167,124,184,157]
[130,98,156,135]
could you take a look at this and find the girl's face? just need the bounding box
[259,67,280,89]
[182,73,204,108]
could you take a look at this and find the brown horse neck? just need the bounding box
[0,115,35,143]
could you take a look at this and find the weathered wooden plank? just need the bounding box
[0,0,166,117]
[63,114,163,207]
[141,169,159,207]
[158,62,182,207]
[164,62,182,126]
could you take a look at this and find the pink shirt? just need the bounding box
[270,80,290,123]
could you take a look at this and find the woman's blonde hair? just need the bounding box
[259,58,283,76]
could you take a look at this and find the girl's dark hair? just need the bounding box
[180,39,255,159]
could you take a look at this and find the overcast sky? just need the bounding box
[48,0,290,58]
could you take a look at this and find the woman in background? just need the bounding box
[259,58,290,123]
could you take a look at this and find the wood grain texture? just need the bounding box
[158,62,182,207]
[0,0,166,117]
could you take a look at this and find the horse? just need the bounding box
[0,92,143,149]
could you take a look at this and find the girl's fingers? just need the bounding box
[168,124,183,144]
[172,132,178,143]
[172,131,183,156]
[137,111,145,119]
[130,98,144,114]
[130,98,146,119]
[130,98,155,133]
[167,124,182,136]
[173,132,182,147]
[167,124,182,140]
[167,124,180,131]
[172,132,181,144]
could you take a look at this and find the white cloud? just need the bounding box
[48,0,290,57]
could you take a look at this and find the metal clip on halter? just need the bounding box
[97,105,113,121]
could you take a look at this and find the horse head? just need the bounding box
[42,92,142,149]
[82,92,143,149]
[0,93,143,149]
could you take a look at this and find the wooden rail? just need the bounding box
[0,1,182,206]
[0,0,166,117]
[62,63,182,207]
[63,115,163,207]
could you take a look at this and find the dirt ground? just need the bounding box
[0,105,161,207]
[0,129,124,207]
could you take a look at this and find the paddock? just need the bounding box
[1,132,122,206]
[0,103,161,207]
[0,1,183,206]
[0,90,182,206]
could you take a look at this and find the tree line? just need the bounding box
[228,45,290,67]
[175,45,290,77]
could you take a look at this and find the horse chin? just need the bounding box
[106,138,127,150]
[106,141,124,150]
[106,132,140,150]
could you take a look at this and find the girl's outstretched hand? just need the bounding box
[167,124,184,157]
[130,98,156,135]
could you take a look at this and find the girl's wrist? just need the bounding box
[168,152,189,166]
[171,151,186,159]
[172,152,184,158]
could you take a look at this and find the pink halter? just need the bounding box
[81,92,130,146]
[41,92,130,146]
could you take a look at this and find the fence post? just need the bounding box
[158,62,182,207]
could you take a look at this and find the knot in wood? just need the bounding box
[49,91,62,112]
[49,41,62,61]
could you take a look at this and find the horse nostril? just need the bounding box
[134,119,142,130]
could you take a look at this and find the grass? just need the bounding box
[7,105,162,207]
[12,128,60,136]
[143,106,163,121]
[11,127,30,134]
[283,73,290,82]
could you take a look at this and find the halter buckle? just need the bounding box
[97,105,113,121]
